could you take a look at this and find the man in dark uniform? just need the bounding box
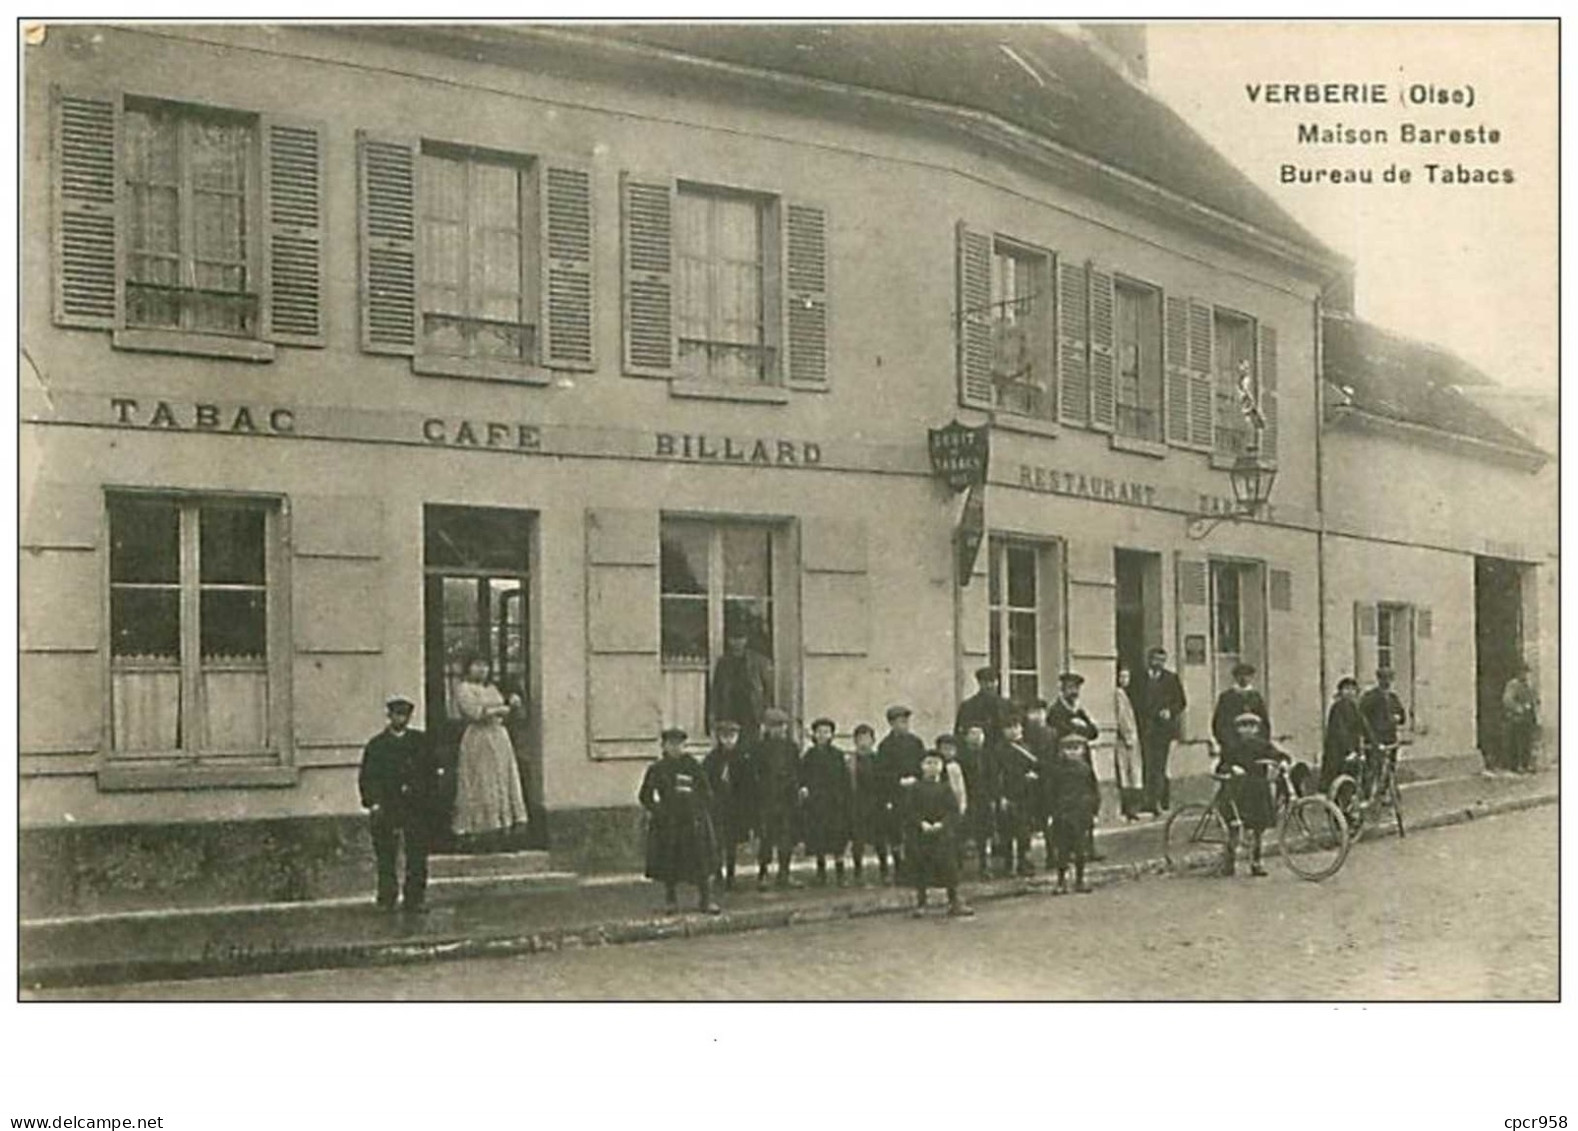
[876,705,926,879]
[701,718,753,891]
[1132,646,1187,814]
[753,707,800,891]
[359,694,442,913]
[707,630,774,744]
[955,665,1015,746]
[1211,662,1271,755]
[1321,676,1372,792]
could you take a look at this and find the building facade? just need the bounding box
[19,24,1545,913]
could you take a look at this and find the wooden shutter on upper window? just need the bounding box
[620,173,674,377]
[357,131,417,355]
[1057,258,1090,427]
[1187,299,1215,450]
[540,160,595,371]
[955,222,993,409]
[1087,264,1116,432]
[52,87,119,329]
[261,116,326,347]
[1258,322,1279,462]
[1164,295,1190,447]
[785,201,829,389]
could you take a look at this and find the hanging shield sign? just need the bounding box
[928,420,990,492]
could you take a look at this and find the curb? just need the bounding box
[22,787,1556,992]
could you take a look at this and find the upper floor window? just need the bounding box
[990,241,1054,419]
[675,186,770,384]
[419,145,537,365]
[1116,280,1163,442]
[52,89,324,358]
[1214,309,1258,457]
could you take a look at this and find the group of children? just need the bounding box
[636,697,1103,918]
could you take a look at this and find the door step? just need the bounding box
[428,849,557,881]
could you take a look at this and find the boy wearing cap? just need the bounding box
[1211,662,1271,757]
[994,713,1042,877]
[754,708,800,890]
[1215,712,1289,877]
[359,695,441,913]
[799,717,852,886]
[877,706,926,879]
[1321,677,1371,792]
[1045,733,1100,894]
[905,749,974,918]
[1047,672,1102,861]
[849,723,891,883]
[639,728,722,914]
[957,723,999,879]
[702,719,754,891]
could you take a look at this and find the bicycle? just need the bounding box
[1329,742,1405,840]
[1163,757,1351,881]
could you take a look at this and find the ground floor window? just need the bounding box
[1210,558,1267,698]
[987,536,1062,706]
[108,493,275,755]
[660,518,776,737]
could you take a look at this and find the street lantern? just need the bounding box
[1227,442,1277,517]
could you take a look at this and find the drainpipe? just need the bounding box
[1313,295,1330,738]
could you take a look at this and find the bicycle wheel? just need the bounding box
[1384,768,1406,838]
[1163,803,1229,871]
[1328,773,1362,837]
[1280,794,1350,881]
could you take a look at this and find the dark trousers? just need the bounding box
[1505,721,1536,773]
[371,812,428,908]
[1140,731,1174,810]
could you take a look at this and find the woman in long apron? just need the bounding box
[450,653,531,846]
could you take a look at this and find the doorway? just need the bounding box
[1210,559,1267,698]
[423,505,543,847]
[1474,556,1527,760]
[1114,549,1163,679]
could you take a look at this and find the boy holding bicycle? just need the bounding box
[1216,711,1289,878]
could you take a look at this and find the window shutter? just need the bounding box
[955,221,993,409]
[1057,258,1089,426]
[1164,295,1190,448]
[540,161,595,371]
[585,509,661,758]
[1174,554,1210,742]
[1187,299,1215,450]
[357,131,417,355]
[620,173,674,377]
[1270,568,1292,613]
[1412,605,1432,735]
[1087,264,1115,432]
[1353,601,1378,684]
[1258,322,1279,461]
[261,116,326,347]
[785,201,829,389]
[1416,606,1432,639]
[52,87,118,329]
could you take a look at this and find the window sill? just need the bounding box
[98,761,298,792]
[989,413,1059,439]
[413,354,552,386]
[1211,450,1278,471]
[113,329,276,363]
[669,381,790,405]
[1110,434,1169,459]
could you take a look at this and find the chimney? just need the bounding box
[1083,23,1148,85]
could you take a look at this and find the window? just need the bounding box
[988,539,1044,706]
[675,187,770,384]
[990,242,1053,418]
[419,146,537,364]
[660,519,775,736]
[1214,309,1257,457]
[1377,603,1414,699]
[124,101,257,337]
[1116,281,1163,441]
[108,495,276,756]
[1213,562,1241,657]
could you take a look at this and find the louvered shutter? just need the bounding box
[1269,568,1292,613]
[1164,295,1190,447]
[1187,299,1215,450]
[1258,322,1279,462]
[1087,264,1116,432]
[955,222,993,408]
[1057,258,1089,426]
[1353,602,1378,684]
[261,116,326,347]
[357,131,417,355]
[540,161,595,371]
[52,87,118,329]
[1174,555,1210,743]
[585,509,661,758]
[620,173,674,376]
[1412,604,1432,736]
[785,201,829,388]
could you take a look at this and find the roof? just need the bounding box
[1321,315,1545,458]
[570,23,1338,259]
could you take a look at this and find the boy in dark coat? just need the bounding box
[1045,733,1101,894]
[993,714,1042,877]
[956,722,999,879]
[877,705,926,879]
[905,749,974,917]
[702,718,753,891]
[753,708,800,890]
[1047,672,1103,862]
[1215,712,1289,877]
[799,717,852,886]
[849,723,891,883]
[639,728,721,914]
[1321,677,1372,791]
[359,694,442,913]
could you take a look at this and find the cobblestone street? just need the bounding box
[68,805,1557,1001]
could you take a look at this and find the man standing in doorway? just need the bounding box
[708,629,774,744]
[1133,646,1186,815]
[1501,661,1539,775]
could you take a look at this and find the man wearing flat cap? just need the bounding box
[359,694,441,913]
[1047,672,1100,751]
[955,665,1015,746]
[702,719,754,891]
[1211,661,1271,762]
[876,705,926,879]
[753,707,800,890]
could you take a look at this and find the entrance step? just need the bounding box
[427,850,576,894]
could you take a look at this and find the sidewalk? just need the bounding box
[19,768,1557,991]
